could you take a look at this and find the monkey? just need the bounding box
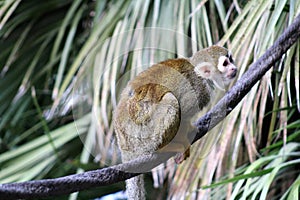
[113,45,237,200]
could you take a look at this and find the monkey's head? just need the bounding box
[189,45,237,90]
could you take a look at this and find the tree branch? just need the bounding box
[0,14,299,200]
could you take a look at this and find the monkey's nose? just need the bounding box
[230,68,237,78]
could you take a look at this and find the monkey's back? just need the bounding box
[114,58,211,162]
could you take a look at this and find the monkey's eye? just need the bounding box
[223,59,229,67]
[226,53,234,64]
[229,55,234,63]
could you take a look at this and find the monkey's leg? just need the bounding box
[169,128,198,164]
[157,142,186,153]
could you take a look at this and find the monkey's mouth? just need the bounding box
[230,69,237,78]
[228,68,237,79]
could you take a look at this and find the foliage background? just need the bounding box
[0,0,299,199]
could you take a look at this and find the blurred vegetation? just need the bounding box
[0,0,299,199]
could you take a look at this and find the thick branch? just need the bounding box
[0,14,299,200]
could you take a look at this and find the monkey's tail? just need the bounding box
[126,174,146,200]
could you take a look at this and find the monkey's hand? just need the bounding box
[174,147,190,164]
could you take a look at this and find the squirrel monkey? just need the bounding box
[113,45,237,200]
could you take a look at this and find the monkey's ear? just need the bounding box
[194,63,213,79]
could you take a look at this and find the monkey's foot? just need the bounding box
[174,147,190,164]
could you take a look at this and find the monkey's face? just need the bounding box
[217,53,237,85]
[192,46,237,91]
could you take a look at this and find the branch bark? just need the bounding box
[0,14,299,200]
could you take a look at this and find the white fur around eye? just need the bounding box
[218,56,227,72]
